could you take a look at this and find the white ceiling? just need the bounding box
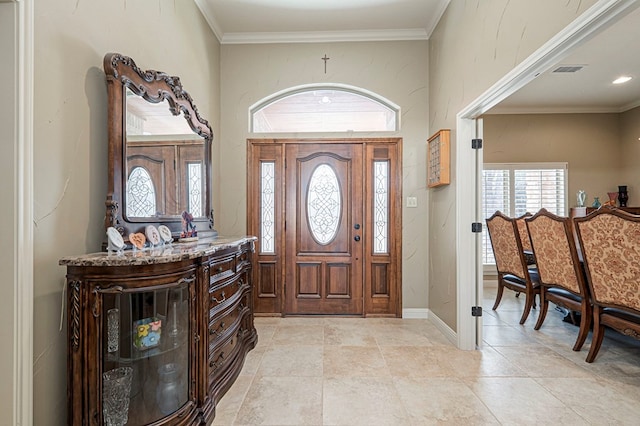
[195,0,640,114]
[488,5,640,114]
[196,0,450,43]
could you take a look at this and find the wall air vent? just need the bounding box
[552,65,585,73]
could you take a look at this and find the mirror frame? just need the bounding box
[103,52,214,241]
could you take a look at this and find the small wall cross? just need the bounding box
[321,54,330,74]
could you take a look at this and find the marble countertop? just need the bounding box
[59,235,256,267]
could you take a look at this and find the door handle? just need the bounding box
[354,235,361,242]
[354,224,361,230]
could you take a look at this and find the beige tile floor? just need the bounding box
[212,287,640,425]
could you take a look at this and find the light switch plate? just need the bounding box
[406,197,418,208]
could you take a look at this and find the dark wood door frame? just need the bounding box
[247,138,402,317]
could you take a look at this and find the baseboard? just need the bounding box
[427,309,458,346]
[402,308,429,319]
[483,279,498,288]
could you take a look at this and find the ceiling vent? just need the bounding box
[552,65,585,73]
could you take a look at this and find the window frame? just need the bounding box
[249,83,400,134]
[483,162,568,266]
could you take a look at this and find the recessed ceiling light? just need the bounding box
[613,76,632,84]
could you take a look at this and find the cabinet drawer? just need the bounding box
[208,305,241,342]
[209,271,248,310]
[209,255,236,285]
[209,289,250,348]
[236,248,250,268]
[208,333,237,380]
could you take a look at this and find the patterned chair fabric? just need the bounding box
[486,211,540,324]
[515,213,536,265]
[575,207,640,362]
[515,213,533,252]
[526,209,592,351]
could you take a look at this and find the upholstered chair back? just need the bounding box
[515,213,533,253]
[526,209,582,295]
[576,210,640,311]
[486,211,528,280]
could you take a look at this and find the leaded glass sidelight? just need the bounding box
[126,166,157,217]
[261,162,275,253]
[307,164,341,245]
[373,161,389,254]
[187,163,203,217]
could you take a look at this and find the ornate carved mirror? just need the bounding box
[103,53,215,240]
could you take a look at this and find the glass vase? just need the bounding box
[156,363,186,415]
[106,308,119,354]
[102,366,133,426]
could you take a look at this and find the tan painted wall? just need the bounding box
[428,0,598,330]
[217,41,429,309]
[33,1,219,423]
[219,41,430,309]
[620,106,640,203]
[483,113,622,207]
[0,2,17,419]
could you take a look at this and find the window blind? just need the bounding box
[482,163,568,265]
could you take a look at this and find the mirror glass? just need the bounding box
[103,52,214,240]
[125,88,206,220]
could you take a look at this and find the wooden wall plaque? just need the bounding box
[427,129,450,188]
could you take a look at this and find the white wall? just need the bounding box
[33,1,219,423]
[428,0,599,329]
[0,2,17,420]
[219,41,430,310]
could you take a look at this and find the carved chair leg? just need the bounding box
[534,288,548,330]
[492,281,505,310]
[573,301,592,352]
[586,306,605,363]
[519,291,535,324]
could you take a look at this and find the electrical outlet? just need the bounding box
[406,197,418,208]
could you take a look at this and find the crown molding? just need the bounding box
[425,0,450,38]
[487,100,640,115]
[621,98,640,112]
[221,28,429,45]
[486,106,628,115]
[194,0,223,42]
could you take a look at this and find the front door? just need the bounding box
[284,143,363,315]
[248,138,402,317]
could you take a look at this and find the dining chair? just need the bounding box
[574,207,640,362]
[486,211,541,324]
[515,212,535,265]
[526,209,592,351]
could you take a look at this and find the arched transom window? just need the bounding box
[250,84,399,133]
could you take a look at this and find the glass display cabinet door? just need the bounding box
[100,278,193,425]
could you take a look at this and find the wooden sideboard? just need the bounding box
[586,206,640,215]
[60,236,257,425]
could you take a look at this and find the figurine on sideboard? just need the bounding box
[179,211,198,242]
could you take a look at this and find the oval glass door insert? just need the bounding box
[307,164,341,244]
